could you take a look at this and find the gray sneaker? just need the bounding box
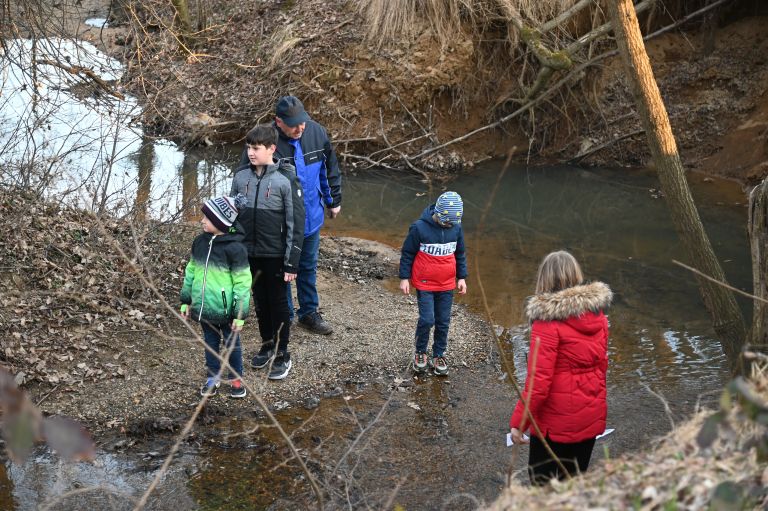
[430,355,448,376]
[200,378,220,396]
[298,312,333,335]
[268,352,292,380]
[413,352,428,373]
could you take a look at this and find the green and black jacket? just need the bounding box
[180,223,252,325]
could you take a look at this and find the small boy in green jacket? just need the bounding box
[180,196,252,398]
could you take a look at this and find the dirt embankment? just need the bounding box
[58,0,768,184]
[593,16,768,183]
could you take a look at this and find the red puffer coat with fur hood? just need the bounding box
[509,282,612,443]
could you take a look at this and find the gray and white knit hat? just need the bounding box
[435,191,463,225]
[201,196,239,232]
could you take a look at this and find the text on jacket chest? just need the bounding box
[419,242,457,256]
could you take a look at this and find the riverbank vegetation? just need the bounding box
[3,0,767,181]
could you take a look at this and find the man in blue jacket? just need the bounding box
[240,96,342,334]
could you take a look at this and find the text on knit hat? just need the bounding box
[202,196,239,232]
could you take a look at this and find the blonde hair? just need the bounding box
[535,251,584,295]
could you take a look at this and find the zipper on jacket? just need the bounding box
[221,288,228,315]
[198,235,217,321]
[252,171,263,237]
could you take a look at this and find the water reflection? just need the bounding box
[0,38,233,219]
[180,151,202,222]
[324,164,748,390]
[2,450,196,510]
[134,137,154,222]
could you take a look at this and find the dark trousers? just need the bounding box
[201,322,242,380]
[250,257,291,353]
[528,435,596,486]
[415,289,453,356]
[286,229,320,321]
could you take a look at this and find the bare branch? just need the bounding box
[672,259,768,305]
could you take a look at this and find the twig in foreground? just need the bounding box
[672,259,768,304]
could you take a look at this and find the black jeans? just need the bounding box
[249,257,291,353]
[528,435,596,486]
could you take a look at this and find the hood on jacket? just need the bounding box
[420,204,438,225]
[526,281,612,324]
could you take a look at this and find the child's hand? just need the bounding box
[457,279,467,294]
[180,304,190,320]
[399,279,410,295]
[284,272,297,282]
[510,427,529,445]
[232,319,244,332]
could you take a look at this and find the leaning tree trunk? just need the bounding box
[748,179,768,352]
[607,0,747,371]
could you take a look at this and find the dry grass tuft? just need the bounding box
[358,0,584,48]
[486,366,768,510]
[267,24,304,71]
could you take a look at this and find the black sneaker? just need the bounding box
[268,351,292,380]
[251,342,275,369]
[200,378,220,397]
[298,312,333,335]
[229,380,247,399]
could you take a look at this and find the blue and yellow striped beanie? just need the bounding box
[435,191,463,225]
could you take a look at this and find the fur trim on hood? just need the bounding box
[526,282,612,322]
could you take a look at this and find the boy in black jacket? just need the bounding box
[230,125,305,380]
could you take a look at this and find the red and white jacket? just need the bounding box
[399,205,467,291]
[510,282,612,443]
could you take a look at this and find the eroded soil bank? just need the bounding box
[48,0,768,183]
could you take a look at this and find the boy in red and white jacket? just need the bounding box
[399,191,467,376]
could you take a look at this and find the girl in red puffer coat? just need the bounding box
[509,250,612,486]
